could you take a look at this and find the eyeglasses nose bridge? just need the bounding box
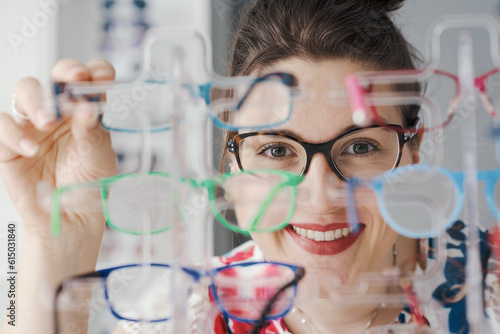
[302,141,346,181]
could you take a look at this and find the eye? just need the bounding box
[345,141,377,155]
[269,146,287,158]
[259,144,295,158]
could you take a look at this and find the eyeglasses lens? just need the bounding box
[350,168,458,238]
[214,171,295,232]
[104,175,175,234]
[214,263,296,321]
[212,79,292,128]
[238,127,401,179]
[107,266,173,321]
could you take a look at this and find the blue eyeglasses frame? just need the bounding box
[347,164,500,239]
[54,261,304,327]
[52,72,297,133]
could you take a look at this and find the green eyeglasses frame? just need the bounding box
[200,170,303,236]
[51,170,303,237]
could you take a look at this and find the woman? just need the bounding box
[210,1,424,332]
[0,0,493,333]
[197,1,493,332]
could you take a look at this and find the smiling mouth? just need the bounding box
[290,225,356,242]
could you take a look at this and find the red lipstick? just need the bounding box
[285,224,364,256]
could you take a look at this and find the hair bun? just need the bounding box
[359,0,405,13]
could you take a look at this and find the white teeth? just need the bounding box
[314,231,325,241]
[291,225,351,242]
[335,229,342,239]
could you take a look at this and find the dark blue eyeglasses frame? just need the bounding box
[54,261,304,328]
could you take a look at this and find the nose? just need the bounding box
[297,153,347,214]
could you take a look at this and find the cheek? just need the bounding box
[359,200,389,235]
[232,182,294,231]
[371,224,399,267]
[358,199,399,253]
[249,232,285,262]
[353,188,380,223]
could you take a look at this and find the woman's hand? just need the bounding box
[0,59,118,334]
[0,58,117,237]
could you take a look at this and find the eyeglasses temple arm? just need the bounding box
[236,73,292,111]
[250,267,305,334]
[475,68,500,117]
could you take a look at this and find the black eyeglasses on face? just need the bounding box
[228,124,418,182]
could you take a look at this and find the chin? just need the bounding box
[297,267,353,300]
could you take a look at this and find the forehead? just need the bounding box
[246,58,402,143]
[258,58,367,94]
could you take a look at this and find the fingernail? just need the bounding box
[92,68,114,79]
[19,139,39,157]
[37,109,57,127]
[68,67,87,79]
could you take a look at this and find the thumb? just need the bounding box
[70,102,117,178]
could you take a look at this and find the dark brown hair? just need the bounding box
[220,0,421,172]
[230,0,417,75]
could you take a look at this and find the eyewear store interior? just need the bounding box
[3,0,500,333]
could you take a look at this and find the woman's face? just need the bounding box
[229,58,419,293]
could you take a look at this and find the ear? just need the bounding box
[228,161,237,172]
[411,127,424,164]
[221,158,237,174]
[411,148,420,164]
[224,183,233,202]
[219,149,236,174]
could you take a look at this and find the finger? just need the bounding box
[70,103,116,177]
[0,112,39,162]
[13,77,58,130]
[51,59,112,127]
[13,60,91,130]
[51,58,91,83]
[12,78,38,126]
[86,59,115,81]
[48,59,95,129]
[71,102,101,141]
[85,59,115,131]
